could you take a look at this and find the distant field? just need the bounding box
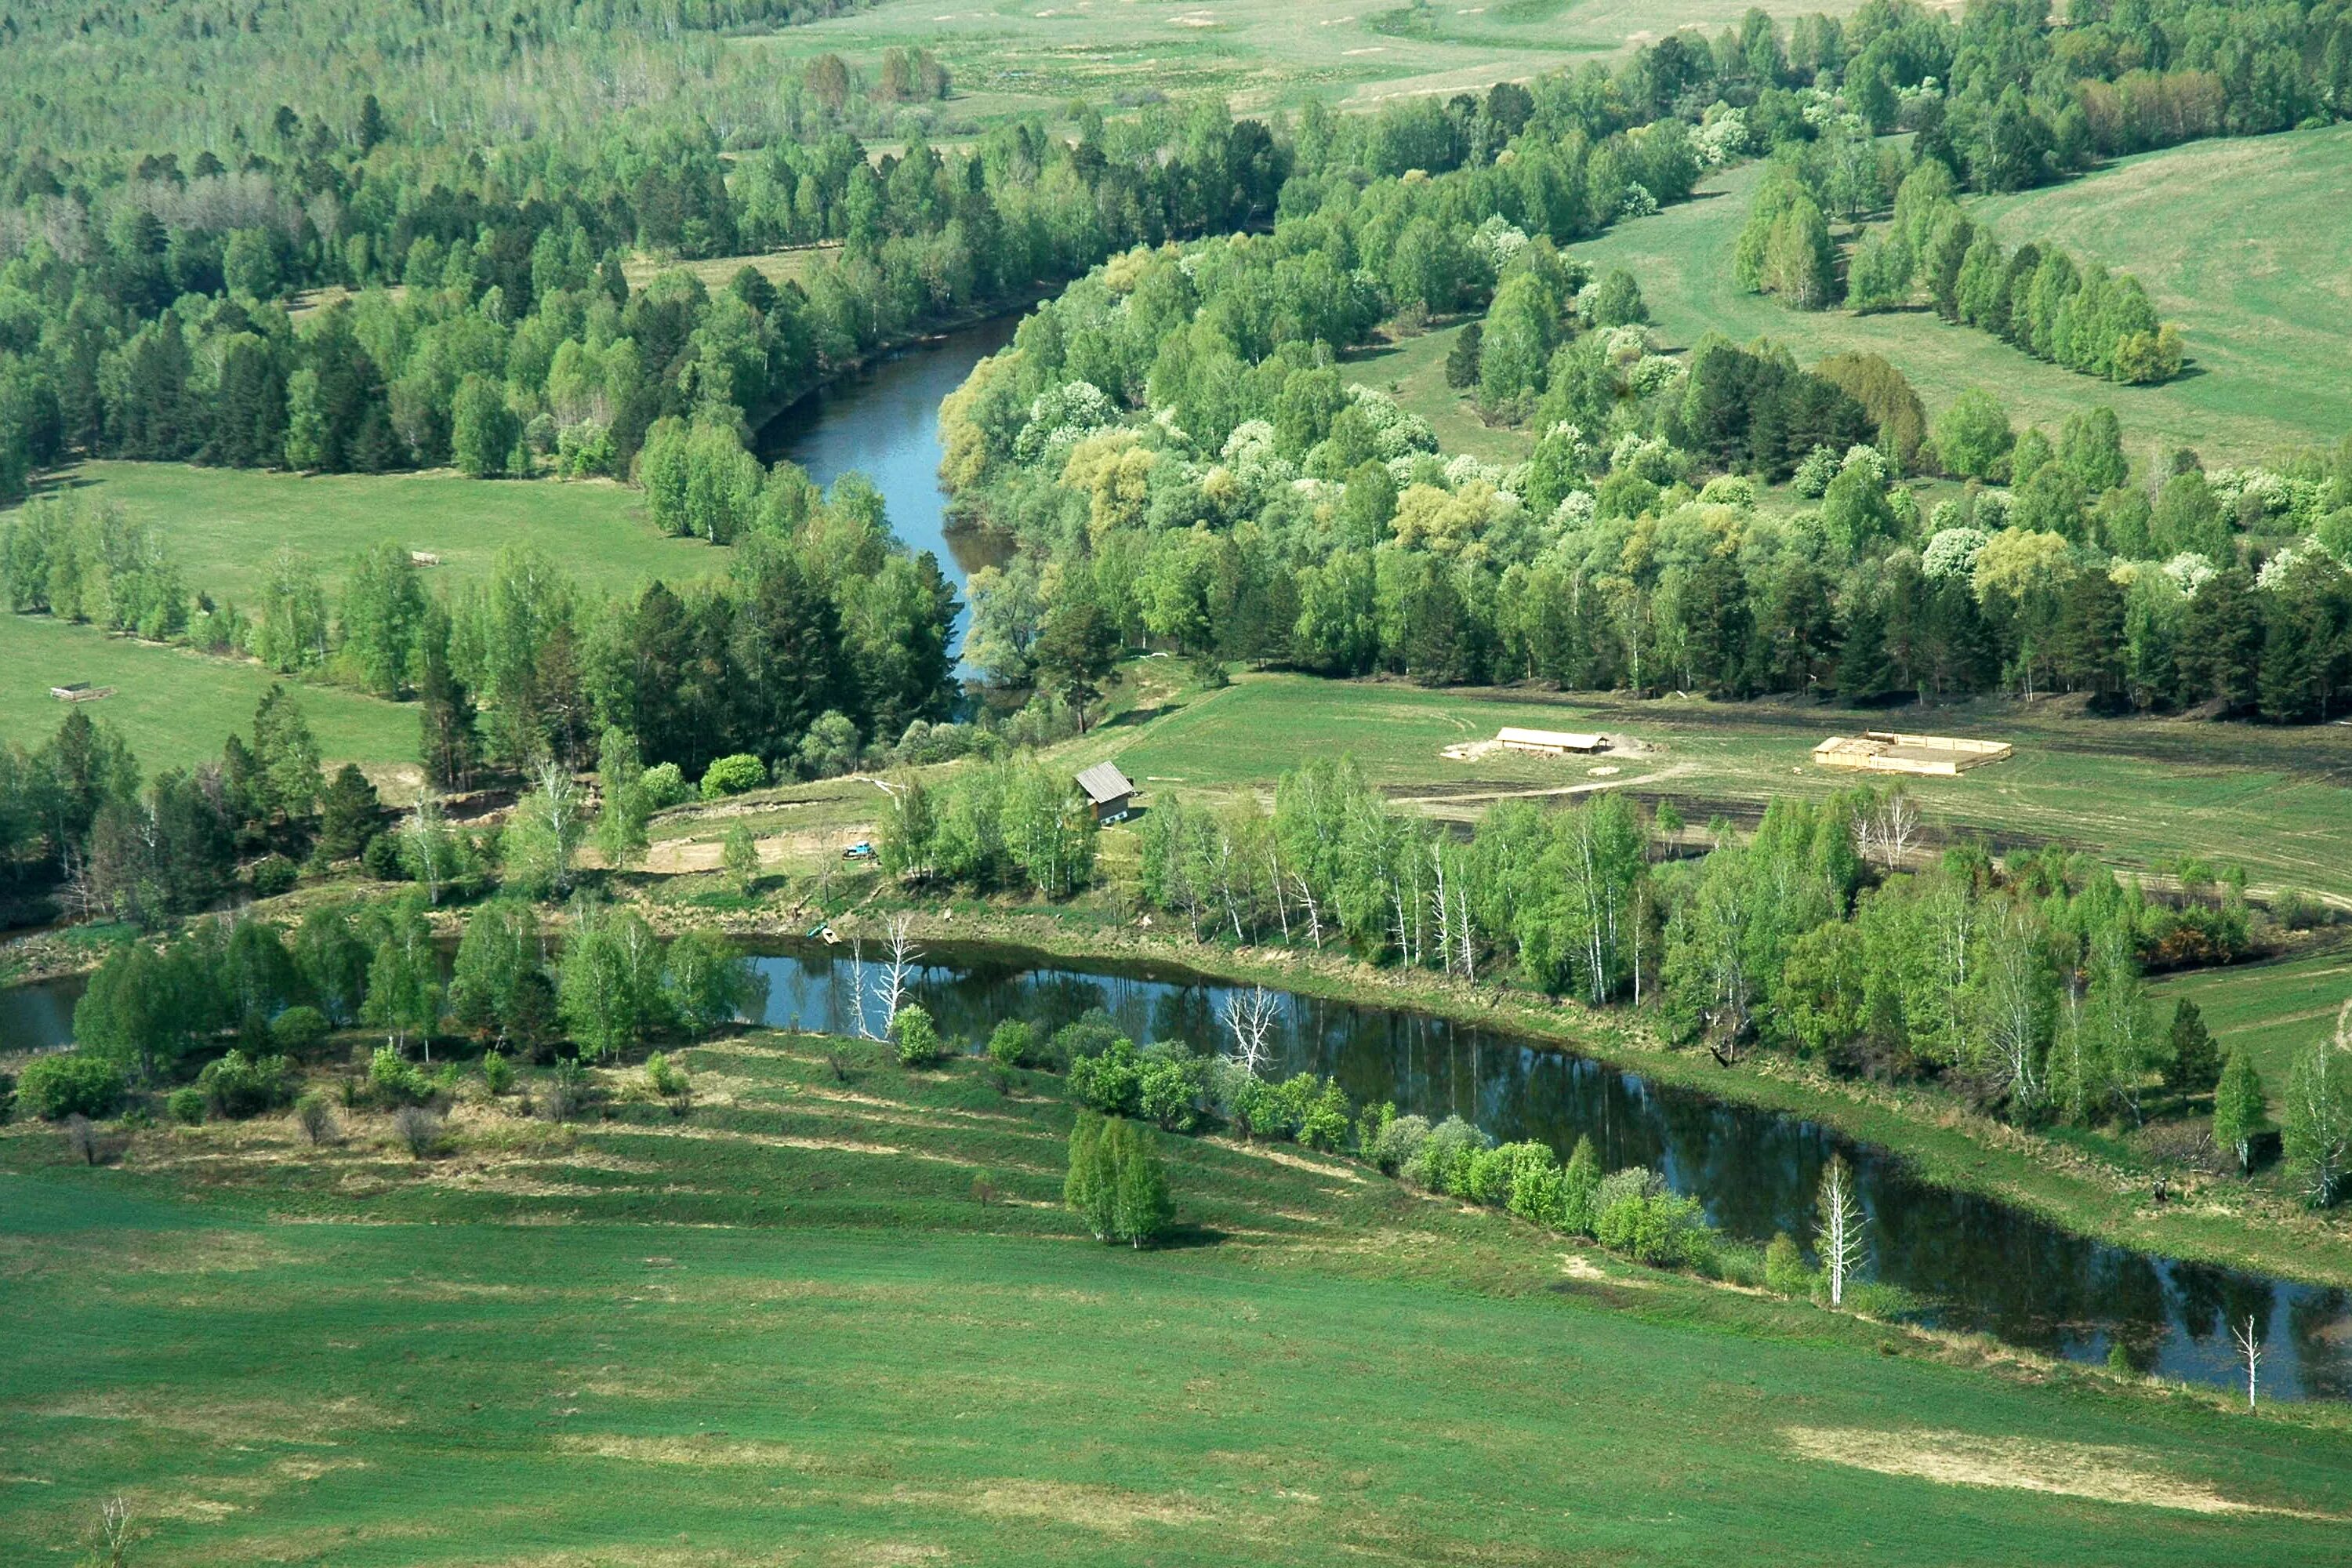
[0,614,417,775]
[620,242,842,292]
[1577,140,2350,466]
[734,0,1820,126]
[1347,318,1537,466]
[1973,125,2352,461]
[2159,945,2352,1098]
[5,1029,2347,1566]
[33,462,720,604]
[1080,673,2352,902]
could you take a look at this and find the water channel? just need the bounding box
[7,317,2348,1403]
[8,941,2350,1402]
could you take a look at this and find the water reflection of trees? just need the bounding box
[742,949,2351,1400]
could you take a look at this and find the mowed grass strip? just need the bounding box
[1081,673,2352,900]
[2158,945,2352,1094]
[38,460,723,603]
[3,1029,2350,1566]
[1574,134,2352,464]
[0,612,417,774]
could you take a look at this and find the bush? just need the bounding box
[1050,1009,1123,1071]
[392,1104,443,1159]
[1406,1115,1490,1194]
[248,853,300,898]
[16,1053,126,1121]
[544,1058,590,1121]
[200,1050,292,1119]
[1297,1080,1352,1152]
[1069,1035,1146,1116]
[479,1051,514,1096]
[985,1018,1034,1069]
[1137,1045,1208,1133]
[1764,1230,1813,1295]
[891,1005,945,1067]
[646,1051,690,1100]
[699,753,768,799]
[63,1112,100,1165]
[0,1069,13,1123]
[1366,1112,1432,1175]
[294,1090,339,1145]
[640,761,691,809]
[270,1005,331,1054]
[166,1086,208,1125]
[368,1045,429,1107]
[1593,1171,1715,1269]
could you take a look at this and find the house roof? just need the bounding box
[1075,760,1135,804]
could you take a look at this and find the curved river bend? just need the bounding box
[7,319,2348,1402]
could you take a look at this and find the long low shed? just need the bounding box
[1497,727,1608,756]
[1813,731,2013,777]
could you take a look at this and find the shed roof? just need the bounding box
[1075,760,1135,804]
[1497,727,1606,751]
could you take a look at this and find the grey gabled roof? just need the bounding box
[1074,760,1135,804]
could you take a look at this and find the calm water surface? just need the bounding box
[756,314,1022,673]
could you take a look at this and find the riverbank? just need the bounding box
[693,892,2352,1294]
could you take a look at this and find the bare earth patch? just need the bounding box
[1783,1427,2338,1519]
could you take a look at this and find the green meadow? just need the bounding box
[1575,127,2352,466]
[45,461,720,604]
[2160,946,2352,1095]
[5,1029,2350,1567]
[0,614,416,775]
[1073,673,2352,902]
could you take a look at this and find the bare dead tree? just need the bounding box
[848,938,877,1040]
[1878,789,1919,871]
[2232,1315,2263,1410]
[879,913,921,1032]
[1219,985,1283,1079]
[1816,1153,1867,1308]
[98,1497,132,1568]
[1293,872,1324,949]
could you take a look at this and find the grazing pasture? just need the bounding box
[0,614,417,775]
[1576,129,2352,465]
[1080,673,2352,902]
[4,1030,2348,1566]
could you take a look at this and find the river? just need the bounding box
[754,314,1023,674]
[9,941,2350,1402]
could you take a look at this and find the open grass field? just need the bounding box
[1972,125,2352,462]
[1575,137,2352,466]
[0,614,418,775]
[1347,318,1537,466]
[2158,944,2352,1094]
[731,0,1819,129]
[5,1029,2350,1566]
[620,242,844,293]
[1069,672,2352,902]
[36,461,720,605]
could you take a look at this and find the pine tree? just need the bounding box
[2212,1047,2266,1176]
[2161,998,2220,1098]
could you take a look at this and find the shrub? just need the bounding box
[0,1069,13,1123]
[1407,1115,1490,1193]
[1050,1009,1122,1071]
[1137,1045,1208,1133]
[199,1050,291,1119]
[63,1112,100,1165]
[985,1018,1034,1069]
[361,832,408,880]
[891,1005,945,1067]
[1593,1170,1715,1268]
[699,753,768,799]
[646,1051,690,1100]
[479,1051,514,1096]
[368,1045,429,1107]
[270,1005,331,1054]
[248,853,300,898]
[639,761,691,809]
[1764,1230,1812,1295]
[294,1090,339,1145]
[167,1086,208,1125]
[392,1105,443,1159]
[16,1053,126,1121]
[544,1058,590,1121]
[1069,1035,1146,1116]
[1367,1112,1432,1175]
[1297,1080,1352,1152]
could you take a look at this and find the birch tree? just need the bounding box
[1815,1152,1866,1307]
[2282,1001,2352,1206]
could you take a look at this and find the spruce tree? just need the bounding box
[2162,999,2220,1098]
[1443,321,1482,390]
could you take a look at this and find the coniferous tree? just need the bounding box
[2162,999,2221,1098]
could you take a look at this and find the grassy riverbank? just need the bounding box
[6,1028,2350,1566]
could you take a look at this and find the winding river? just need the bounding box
[7,319,2350,1403]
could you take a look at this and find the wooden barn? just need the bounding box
[1497,726,1608,757]
[1074,760,1137,824]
